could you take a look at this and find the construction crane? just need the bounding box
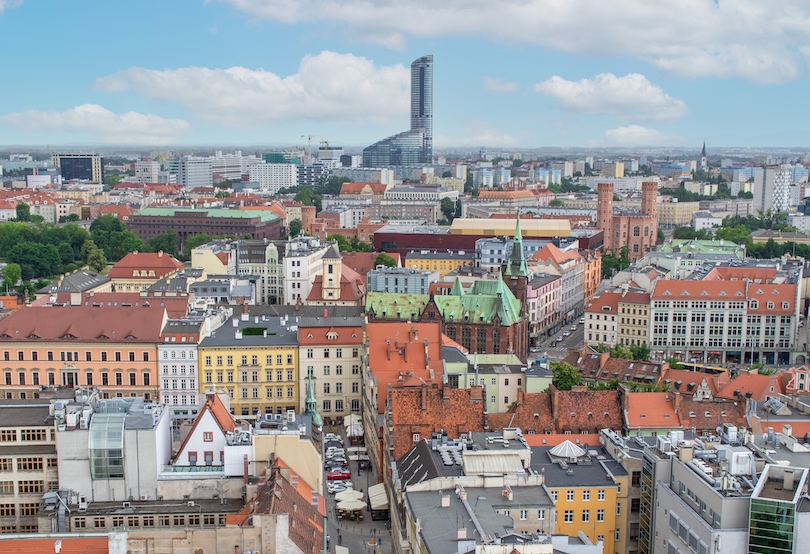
[301,135,314,163]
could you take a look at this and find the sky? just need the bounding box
[1,0,810,149]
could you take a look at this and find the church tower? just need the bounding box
[504,216,530,309]
[321,245,342,301]
[700,142,708,172]
[597,182,615,251]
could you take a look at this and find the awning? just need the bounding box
[368,483,389,511]
[346,423,364,437]
[344,414,362,428]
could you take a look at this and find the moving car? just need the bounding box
[563,331,571,338]
[579,317,585,324]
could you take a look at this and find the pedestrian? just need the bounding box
[338,532,342,545]
[326,534,330,547]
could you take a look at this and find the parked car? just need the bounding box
[324,433,342,442]
[327,481,353,494]
[570,325,577,331]
[563,331,571,338]
[325,447,345,457]
[579,317,585,324]
[326,469,352,480]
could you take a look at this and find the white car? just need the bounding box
[327,482,354,494]
[579,317,585,324]
[324,433,342,442]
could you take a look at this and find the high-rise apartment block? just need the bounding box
[363,55,433,166]
[248,163,298,194]
[175,156,213,189]
[753,166,792,213]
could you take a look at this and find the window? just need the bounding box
[550,491,558,501]
[0,505,13,516]
[159,515,170,527]
[94,517,106,528]
[413,433,420,442]
[582,509,590,523]
[519,509,527,520]
[564,510,574,523]
[112,516,124,528]
[128,516,139,527]
[143,516,155,527]
[615,529,620,541]
[18,480,43,494]
[597,509,605,522]
[598,489,605,501]
[188,452,197,465]
[537,509,545,520]
[567,490,574,501]
[203,432,213,442]
[583,490,590,501]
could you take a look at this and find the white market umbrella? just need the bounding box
[337,499,366,511]
[335,490,363,502]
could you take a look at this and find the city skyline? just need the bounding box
[0,1,810,148]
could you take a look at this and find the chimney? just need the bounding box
[441,495,450,507]
[324,308,328,318]
[599,352,610,369]
[784,469,795,491]
[243,454,249,485]
[457,528,467,540]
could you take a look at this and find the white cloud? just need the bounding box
[96,51,410,127]
[535,73,687,121]
[216,0,810,83]
[435,121,520,148]
[0,0,22,14]
[0,104,191,144]
[483,77,518,94]
[600,125,678,146]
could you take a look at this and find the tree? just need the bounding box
[183,233,214,260]
[550,361,581,391]
[288,218,302,238]
[442,170,453,178]
[440,197,456,222]
[2,263,21,293]
[80,239,99,262]
[15,202,30,222]
[374,253,397,268]
[610,345,633,360]
[665,357,683,369]
[657,228,666,244]
[147,231,180,255]
[58,214,80,223]
[104,174,122,187]
[549,198,564,207]
[86,248,107,273]
[629,343,652,361]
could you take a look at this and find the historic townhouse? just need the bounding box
[0,306,166,400]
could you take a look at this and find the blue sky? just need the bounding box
[0,0,809,149]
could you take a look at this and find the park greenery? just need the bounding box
[373,253,397,268]
[326,234,373,253]
[550,361,581,391]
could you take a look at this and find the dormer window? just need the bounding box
[750,300,758,309]
[782,301,789,310]
[767,301,774,310]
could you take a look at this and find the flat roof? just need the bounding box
[136,207,278,222]
[199,316,298,348]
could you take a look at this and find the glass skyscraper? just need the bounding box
[363,55,433,167]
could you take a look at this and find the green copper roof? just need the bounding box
[136,207,279,222]
[366,293,430,319]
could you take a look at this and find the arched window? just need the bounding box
[633,226,640,237]
[644,226,650,237]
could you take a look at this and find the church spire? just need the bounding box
[505,215,529,278]
[304,373,322,428]
[701,142,707,157]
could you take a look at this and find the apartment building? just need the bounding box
[283,237,332,305]
[297,315,364,420]
[527,273,562,342]
[404,250,475,276]
[530,243,585,323]
[198,313,299,417]
[236,239,285,305]
[158,319,203,421]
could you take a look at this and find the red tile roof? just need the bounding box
[340,182,387,195]
[0,305,166,342]
[77,292,190,318]
[0,537,108,554]
[675,397,746,432]
[107,251,184,279]
[626,392,679,429]
[366,321,444,413]
[715,371,785,403]
[298,325,363,346]
[306,264,365,303]
[529,243,583,265]
[651,279,746,300]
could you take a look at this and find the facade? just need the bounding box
[297,316,364,420]
[363,55,433,166]
[0,401,58,534]
[753,166,792,214]
[475,236,552,271]
[527,273,563,342]
[404,250,475,276]
[236,239,285,304]
[0,306,166,400]
[247,163,298,194]
[198,313,299,417]
[650,261,802,365]
[158,320,203,421]
[52,153,103,183]
[748,464,810,554]
[617,291,651,347]
[190,240,236,275]
[282,237,331,305]
[175,156,213,189]
[128,207,282,248]
[366,267,436,294]
[134,160,160,182]
[305,246,365,307]
[692,210,723,231]
[657,200,702,227]
[530,243,585,324]
[597,181,658,261]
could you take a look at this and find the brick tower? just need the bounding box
[597,182,615,251]
[641,181,658,217]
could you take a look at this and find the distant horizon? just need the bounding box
[1,2,809,148]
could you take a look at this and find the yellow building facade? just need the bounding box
[404,252,475,277]
[547,480,626,554]
[198,319,299,417]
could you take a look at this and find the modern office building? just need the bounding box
[52,153,103,183]
[175,156,213,189]
[363,55,433,166]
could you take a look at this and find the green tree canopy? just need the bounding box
[548,198,564,207]
[86,248,107,273]
[440,197,456,222]
[183,233,214,260]
[147,231,181,255]
[374,253,397,268]
[288,218,302,238]
[15,202,30,222]
[610,346,633,360]
[2,263,21,292]
[550,361,582,391]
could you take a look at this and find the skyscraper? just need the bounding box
[363,55,433,167]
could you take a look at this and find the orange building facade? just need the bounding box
[0,306,166,400]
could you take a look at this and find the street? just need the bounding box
[529,320,585,363]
